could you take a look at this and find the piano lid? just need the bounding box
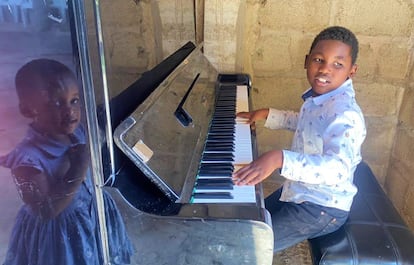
[113,44,218,202]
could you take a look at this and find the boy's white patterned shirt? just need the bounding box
[264,79,366,211]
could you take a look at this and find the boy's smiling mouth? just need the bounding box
[316,77,329,83]
[315,76,330,86]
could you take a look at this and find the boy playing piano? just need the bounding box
[233,26,366,252]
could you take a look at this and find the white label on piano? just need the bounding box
[132,139,154,163]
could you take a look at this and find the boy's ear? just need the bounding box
[304,55,309,69]
[349,63,358,78]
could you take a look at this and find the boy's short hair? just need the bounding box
[309,26,359,64]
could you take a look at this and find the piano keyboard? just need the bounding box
[190,85,256,203]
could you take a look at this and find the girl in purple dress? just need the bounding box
[0,59,133,265]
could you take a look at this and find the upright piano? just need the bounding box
[101,41,274,265]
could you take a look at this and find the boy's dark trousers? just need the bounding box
[265,187,349,253]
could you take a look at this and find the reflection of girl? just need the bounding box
[0,59,133,265]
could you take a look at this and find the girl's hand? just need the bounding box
[65,144,89,183]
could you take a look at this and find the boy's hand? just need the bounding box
[236,108,269,125]
[232,150,283,186]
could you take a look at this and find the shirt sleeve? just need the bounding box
[280,110,366,186]
[264,108,299,131]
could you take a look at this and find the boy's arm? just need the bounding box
[264,108,299,131]
[237,108,299,130]
[233,110,366,186]
[281,112,366,185]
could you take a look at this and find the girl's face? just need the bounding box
[305,40,357,95]
[32,79,82,137]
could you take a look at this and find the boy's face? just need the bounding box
[305,40,357,95]
[31,79,82,136]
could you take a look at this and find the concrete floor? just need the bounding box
[0,19,311,265]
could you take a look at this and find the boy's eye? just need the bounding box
[333,62,343,68]
[313,58,323,63]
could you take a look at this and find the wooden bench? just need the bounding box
[308,161,414,264]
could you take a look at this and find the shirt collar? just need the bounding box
[302,78,354,105]
[27,125,86,157]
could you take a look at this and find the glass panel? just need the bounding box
[72,1,199,264]
[76,1,208,264]
[0,1,112,264]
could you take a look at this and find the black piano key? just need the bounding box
[207,135,234,141]
[211,120,235,125]
[202,152,233,158]
[207,130,235,136]
[192,192,234,199]
[201,158,234,163]
[209,125,234,130]
[207,131,233,136]
[213,107,235,111]
[199,167,233,172]
[199,163,234,170]
[212,114,234,118]
[196,178,233,184]
[198,170,232,176]
[217,98,235,101]
[214,104,235,108]
[215,103,235,107]
[202,153,234,159]
[205,140,234,145]
[211,120,235,124]
[194,185,232,190]
[201,156,234,162]
[204,146,234,152]
[198,169,233,174]
[216,100,234,104]
[206,135,234,139]
[211,117,235,122]
[214,103,234,107]
[203,151,234,155]
[208,130,234,135]
[204,147,234,152]
[194,181,234,190]
[205,140,234,144]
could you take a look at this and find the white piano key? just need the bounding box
[236,85,249,112]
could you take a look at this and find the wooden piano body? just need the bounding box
[96,41,274,264]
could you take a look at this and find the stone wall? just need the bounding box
[204,0,414,228]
